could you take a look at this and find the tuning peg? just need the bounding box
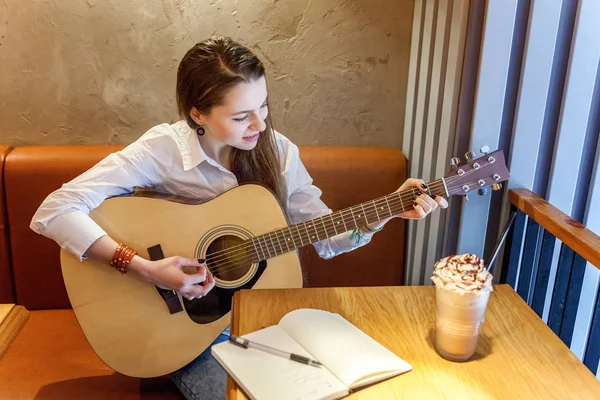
[450,157,461,169]
[465,151,476,162]
[479,145,490,155]
[492,183,503,191]
[477,188,488,196]
[464,194,469,202]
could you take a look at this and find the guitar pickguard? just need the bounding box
[182,260,267,324]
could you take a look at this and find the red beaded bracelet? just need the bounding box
[110,243,137,274]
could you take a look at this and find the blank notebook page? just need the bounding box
[211,326,349,400]
[280,309,412,388]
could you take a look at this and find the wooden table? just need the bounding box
[226,284,600,399]
[0,304,29,359]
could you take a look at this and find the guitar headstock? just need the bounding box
[443,148,510,198]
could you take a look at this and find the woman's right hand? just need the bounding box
[130,256,215,300]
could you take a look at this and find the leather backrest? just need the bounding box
[0,145,14,303]
[4,146,406,309]
[5,146,122,309]
[298,147,406,287]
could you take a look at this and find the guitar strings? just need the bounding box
[208,181,443,261]
[197,163,497,277]
[206,181,449,276]
[206,166,493,277]
[205,172,483,276]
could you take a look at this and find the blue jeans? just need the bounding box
[170,327,230,400]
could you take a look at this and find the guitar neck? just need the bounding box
[248,179,447,262]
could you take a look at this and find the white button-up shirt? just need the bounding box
[30,120,372,261]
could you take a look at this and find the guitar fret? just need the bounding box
[411,188,419,208]
[340,210,348,231]
[435,179,444,196]
[373,200,381,220]
[441,178,449,196]
[281,229,291,252]
[312,222,320,241]
[329,214,338,235]
[261,236,269,260]
[427,180,434,197]
[267,234,275,258]
[267,233,277,257]
[296,227,310,246]
[360,204,369,225]
[302,222,310,241]
[382,198,392,218]
[261,235,271,259]
[384,195,393,215]
[274,231,284,255]
[304,221,317,241]
[326,215,332,233]
[264,232,271,257]
[252,238,263,261]
[350,207,359,229]
[295,225,305,246]
[319,217,329,239]
[398,192,406,213]
[303,222,312,242]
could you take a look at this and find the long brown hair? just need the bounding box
[176,36,286,209]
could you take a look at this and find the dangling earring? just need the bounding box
[197,126,205,136]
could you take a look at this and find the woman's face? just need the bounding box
[192,75,269,151]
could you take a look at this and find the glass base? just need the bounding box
[436,346,475,362]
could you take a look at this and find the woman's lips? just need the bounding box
[243,133,260,142]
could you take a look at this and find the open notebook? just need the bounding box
[211,308,412,400]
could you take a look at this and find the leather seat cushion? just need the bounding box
[0,309,181,399]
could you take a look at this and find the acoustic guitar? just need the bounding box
[60,149,509,377]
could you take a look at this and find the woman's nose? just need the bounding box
[249,113,266,132]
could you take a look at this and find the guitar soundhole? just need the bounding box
[184,226,267,324]
[206,234,251,282]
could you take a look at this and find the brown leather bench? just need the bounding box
[0,145,406,399]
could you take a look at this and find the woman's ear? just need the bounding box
[190,107,205,126]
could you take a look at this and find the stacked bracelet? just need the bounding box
[350,225,384,246]
[360,225,384,234]
[110,243,137,274]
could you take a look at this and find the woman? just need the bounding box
[31,36,447,399]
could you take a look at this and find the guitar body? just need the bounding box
[61,184,303,378]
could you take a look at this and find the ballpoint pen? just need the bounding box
[228,335,323,368]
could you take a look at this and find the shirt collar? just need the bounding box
[173,121,207,171]
[173,120,231,173]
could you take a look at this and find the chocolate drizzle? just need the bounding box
[431,254,493,294]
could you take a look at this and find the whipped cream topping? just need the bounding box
[432,254,493,293]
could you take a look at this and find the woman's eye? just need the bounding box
[233,115,248,122]
[261,103,268,108]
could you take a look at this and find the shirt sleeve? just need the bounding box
[30,141,160,260]
[282,141,373,260]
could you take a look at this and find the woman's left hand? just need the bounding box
[396,178,448,220]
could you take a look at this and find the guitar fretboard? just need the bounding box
[246,179,447,263]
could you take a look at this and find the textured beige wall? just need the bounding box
[0,0,413,146]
